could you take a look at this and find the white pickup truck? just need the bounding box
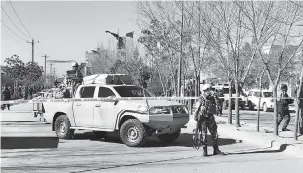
[43,79,189,147]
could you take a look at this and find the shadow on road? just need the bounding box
[226,144,289,155]
[70,132,238,148]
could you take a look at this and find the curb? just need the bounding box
[185,115,303,158]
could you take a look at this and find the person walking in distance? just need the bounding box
[194,84,225,156]
[1,85,11,110]
[278,84,293,131]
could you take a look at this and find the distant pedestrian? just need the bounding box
[214,89,223,116]
[277,84,293,131]
[194,84,225,156]
[1,85,11,110]
[29,86,33,99]
[18,85,22,98]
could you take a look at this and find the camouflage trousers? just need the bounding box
[277,110,290,129]
[197,114,218,147]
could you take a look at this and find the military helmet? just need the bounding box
[281,84,288,90]
[202,84,212,91]
[72,62,79,67]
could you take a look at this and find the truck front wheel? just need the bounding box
[120,119,148,147]
[54,115,74,139]
[157,129,181,143]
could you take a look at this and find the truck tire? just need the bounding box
[54,115,74,139]
[157,129,181,143]
[120,119,148,147]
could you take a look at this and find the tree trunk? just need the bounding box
[228,78,233,124]
[235,79,240,127]
[294,65,303,139]
[273,85,279,136]
[257,69,265,132]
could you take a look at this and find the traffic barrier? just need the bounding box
[0,96,302,105]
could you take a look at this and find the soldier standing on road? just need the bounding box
[215,89,224,116]
[194,84,225,156]
[278,84,293,131]
[296,81,303,134]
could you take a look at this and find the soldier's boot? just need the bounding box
[213,145,225,155]
[202,147,208,157]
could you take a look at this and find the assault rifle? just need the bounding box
[193,101,203,150]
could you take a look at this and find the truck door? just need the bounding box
[93,87,120,130]
[73,86,96,127]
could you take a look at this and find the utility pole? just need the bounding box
[49,63,53,77]
[27,39,39,63]
[53,68,56,78]
[42,54,50,88]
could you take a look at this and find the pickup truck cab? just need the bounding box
[43,74,189,147]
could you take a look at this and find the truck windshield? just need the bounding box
[263,92,273,97]
[113,86,152,97]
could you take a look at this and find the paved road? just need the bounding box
[1,103,38,122]
[1,121,303,173]
[220,108,297,131]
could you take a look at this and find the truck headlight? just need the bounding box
[149,106,171,114]
[138,105,149,114]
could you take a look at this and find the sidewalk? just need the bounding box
[185,114,303,158]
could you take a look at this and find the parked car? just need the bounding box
[247,89,274,112]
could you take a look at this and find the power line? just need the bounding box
[1,20,27,41]
[1,5,31,39]
[8,0,35,40]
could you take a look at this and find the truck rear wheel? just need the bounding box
[55,115,74,139]
[157,129,181,143]
[120,119,148,147]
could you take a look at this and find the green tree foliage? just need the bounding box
[24,62,44,83]
[1,55,44,85]
[1,55,25,80]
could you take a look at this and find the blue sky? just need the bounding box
[1,1,143,76]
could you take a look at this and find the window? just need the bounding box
[98,87,116,97]
[263,92,273,98]
[253,92,261,97]
[80,86,95,98]
[113,86,152,97]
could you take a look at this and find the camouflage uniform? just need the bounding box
[71,68,83,96]
[277,92,291,131]
[196,91,221,147]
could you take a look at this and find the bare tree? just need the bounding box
[243,1,302,135]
